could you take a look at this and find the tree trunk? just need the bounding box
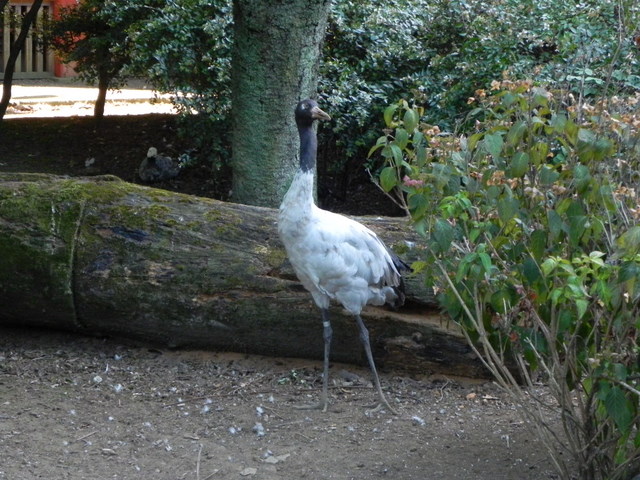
[230,0,331,207]
[0,0,44,122]
[0,173,488,378]
[94,72,109,120]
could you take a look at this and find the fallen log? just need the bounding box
[0,173,487,377]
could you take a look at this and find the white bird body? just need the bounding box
[278,170,402,314]
[277,98,405,413]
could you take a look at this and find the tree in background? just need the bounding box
[0,0,45,122]
[230,0,331,206]
[46,0,137,120]
[44,0,639,204]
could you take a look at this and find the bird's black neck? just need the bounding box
[298,125,317,173]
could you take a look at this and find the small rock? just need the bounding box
[252,422,265,437]
[264,453,290,464]
[411,416,426,426]
[240,467,257,476]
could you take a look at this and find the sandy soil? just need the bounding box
[0,326,564,480]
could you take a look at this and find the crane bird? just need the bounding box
[278,98,408,413]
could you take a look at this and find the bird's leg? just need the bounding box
[295,308,332,412]
[355,315,397,414]
[319,308,332,411]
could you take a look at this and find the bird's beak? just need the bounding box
[311,106,331,121]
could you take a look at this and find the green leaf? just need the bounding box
[467,132,483,151]
[508,152,529,178]
[530,142,549,166]
[547,210,565,239]
[506,120,527,147]
[416,144,427,167]
[383,104,399,127]
[604,386,634,434]
[567,215,587,247]
[379,167,398,192]
[541,257,558,275]
[412,130,424,148]
[403,108,419,133]
[612,363,628,382]
[575,298,588,319]
[408,193,429,218]
[531,87,550,107]
[573,164,591,194]
[593,137,614,161]
[395,128,409,150]
[523,256,541,285]
[432,218,454,252]
[550,113,567,133]
[497,197,519,223]
[530,230,547,260]
[577,128,598,163]
[539,165,560,185]
[390,144,404,166]
[484,133,504,159]
[616,226,640,254]
[618,261,640,283]
[478,252,492,274]
[367,142,385,158]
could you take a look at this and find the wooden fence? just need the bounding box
[1,2,54,78]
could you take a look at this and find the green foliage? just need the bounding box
[46,0,133,89]
[105,0,233,121]
[374,85,640,479]
[322,0,639,163]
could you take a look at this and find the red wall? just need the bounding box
[51,0,79,77]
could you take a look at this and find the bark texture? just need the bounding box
[0,0,44,121]
[230,0,331,207]
[0,174,488,378]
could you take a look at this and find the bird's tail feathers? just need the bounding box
[388,277,406,310]
[387,251,411,310]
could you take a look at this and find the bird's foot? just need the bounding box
[365,400,398,415]
[293,400,329,412]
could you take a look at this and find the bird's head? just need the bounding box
[295,98,331,128]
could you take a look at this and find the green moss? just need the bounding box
[203,209,223,222]
[259,246,287,268]
[392,242,410,255]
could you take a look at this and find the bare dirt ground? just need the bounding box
[0,326,563,480]
[1,92,567,479]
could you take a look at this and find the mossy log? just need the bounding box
[0,173,487,378]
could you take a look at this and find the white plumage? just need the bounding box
[279,171,401,314]
[278,99,406,413]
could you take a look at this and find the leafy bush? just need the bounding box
[372,85,640,479]
[321,0,639,191]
